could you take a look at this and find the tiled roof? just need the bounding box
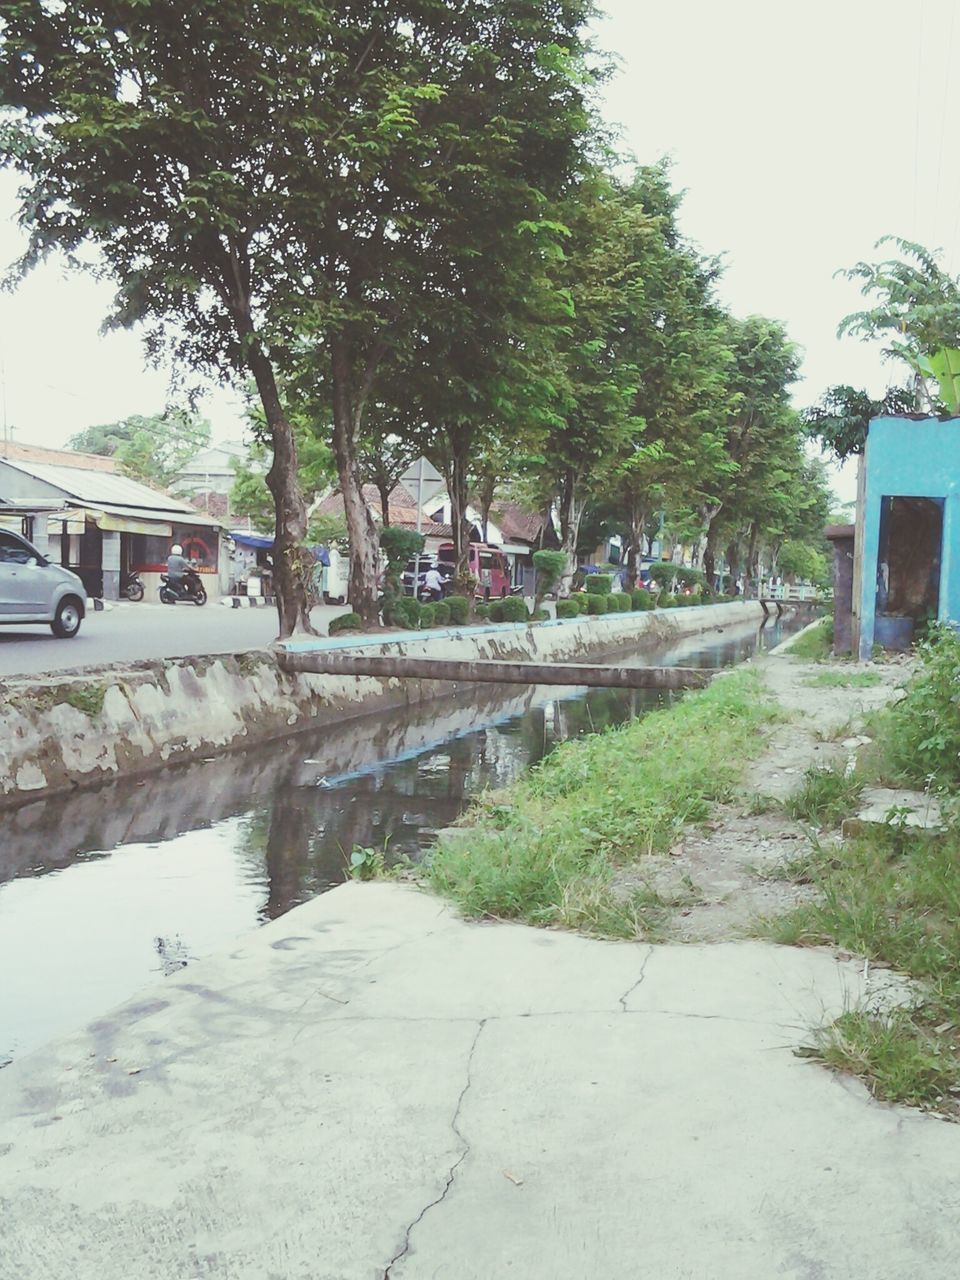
[314,484,452,539]
[0,441,118,473]
[489,500,545,544]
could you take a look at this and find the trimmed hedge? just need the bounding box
[418,602,437,627]
[584,573,613,596]
[586,594,606,615]
[446,595,470,625]
[501,595,529,623]
[329,611,362,635]
[474,603,490,620]
[556,599,580,619]
[432,600,451,625]
[631,588,656,610]
[611,593,631,612]
[488,600,506,622]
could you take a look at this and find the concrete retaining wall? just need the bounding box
[0,602,763,808]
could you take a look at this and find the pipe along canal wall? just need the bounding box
[0,601,764,808]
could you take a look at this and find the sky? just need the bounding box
[1,0,956,503]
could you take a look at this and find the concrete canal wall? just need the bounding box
[0,601,764,808]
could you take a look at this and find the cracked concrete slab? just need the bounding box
[1,882,958,1280]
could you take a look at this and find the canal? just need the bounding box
[0,615,797,1065]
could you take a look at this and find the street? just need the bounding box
[0,600,348,680]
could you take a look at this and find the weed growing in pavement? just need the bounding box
[803,671,883,690]
[742,792,781,816]
[426,667,778,938]
[785,764,864,828]
[761,823,960,1112]
[783,616,833,661]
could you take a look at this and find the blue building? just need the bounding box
[855,415,960,659]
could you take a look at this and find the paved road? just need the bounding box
[0,600,348,679]
[2,881,957,1280]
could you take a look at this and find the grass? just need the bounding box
[762,823,960,1112]
[785,764,864,828]
[22,682,108,717]
[426,667,778,939]
[782,615,833,660]
[803,671,883,690]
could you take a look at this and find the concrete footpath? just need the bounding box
[2,884,959,1279]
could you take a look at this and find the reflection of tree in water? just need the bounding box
[234,683,668,922]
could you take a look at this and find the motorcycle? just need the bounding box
[121,571,144,602]
[159,568,208,606]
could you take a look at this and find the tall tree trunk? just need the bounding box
[557,467,584,595]
[624,497,645,585]
[331,338,380,625]
[445,441,471,574]
[477,473,496,544]
[702,520,722,589]
[746,521,761,591]
[246,345,314,639]
[725,540,740,592]
[376,478,391,528]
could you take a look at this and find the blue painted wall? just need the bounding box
[859,415,960,658]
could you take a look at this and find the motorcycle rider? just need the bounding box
[166,544,190,596]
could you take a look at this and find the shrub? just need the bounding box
[659,593,679,608]
[488,600,506,622]
[674,566,706,592]
[529,607,550,621]
[631,588,656,611]
[647,562,677,590]
[879,624,960,786]
[584,573,613,596]
[532,549,568,603]
[329,611,362,635]
[446,595,470,625]
[418,602,436,627]
[611,593,631,612]
[431,600,451,625]
[474,603,490,621]
[501,595,529,623]
[556,599,580,619]
[585,594,606,615]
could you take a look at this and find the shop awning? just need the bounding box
[231,531,274,550]
[43,503,223,536]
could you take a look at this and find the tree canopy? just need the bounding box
[67,411,210,490]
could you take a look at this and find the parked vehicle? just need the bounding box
[438,543,511,599]
[401,554,453,598]
[0,528,86,638]
[121,570,144,601]
[159,568,208,606]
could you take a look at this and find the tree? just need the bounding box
[67,410,210,489]
[803,384,920,461]
[838,237,960,412]
[230,426,334,534]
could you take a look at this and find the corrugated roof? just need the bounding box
[0,457,199,514]
[0,441,118,473]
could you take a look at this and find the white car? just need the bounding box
[0,528,86,638]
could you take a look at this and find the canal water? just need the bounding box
[0,616,796,1065]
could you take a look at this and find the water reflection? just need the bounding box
[0,615,795,1063]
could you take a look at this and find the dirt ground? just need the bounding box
[628,648,914,943]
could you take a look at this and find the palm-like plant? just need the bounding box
[838,237,960,414]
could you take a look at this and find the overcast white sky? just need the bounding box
[1,0,956,503]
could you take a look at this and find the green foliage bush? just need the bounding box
[532,549,567,598]
[474,603,490,621]
[529,607,550,621]
[431,600,451,625]
[488,600,506,622]
[631,588,656,610]
[611,593,631,612]
[674,566,705,591]
[329,611,362,635]
[659,593,679,608]
[880,624,960,786]
[584,573,613,596]
[501,595,529,623]
[446,595,470,625]
[418,602,436,627]
[647,562,677,589]
[585,594,606,615]
[556,599,580,619]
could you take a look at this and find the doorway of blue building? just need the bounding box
[875,495,943,648]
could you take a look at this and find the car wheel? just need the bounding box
[50,596,83,639]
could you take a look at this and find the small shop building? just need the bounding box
[833,415,960,659]
[0,443,224,601]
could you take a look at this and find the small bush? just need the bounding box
[878,624,960,786]
[631,588,656,611]
[611,593,631,612]
[556,599,580,619]
[501,595,529,623]
[659,593,679,608]
[474,603,490,621]
[586,594,606,615]
[446,595,470,625]
[418,602,436,627]
[647,562,677,590]
[532,549,568,599]
[383,595,421,629]
[785,764,863,827]
[432,600,451,625]
[329,611,363,635]
[488,600,506,622]
[529,607,550,621]
[584,573,613,596]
